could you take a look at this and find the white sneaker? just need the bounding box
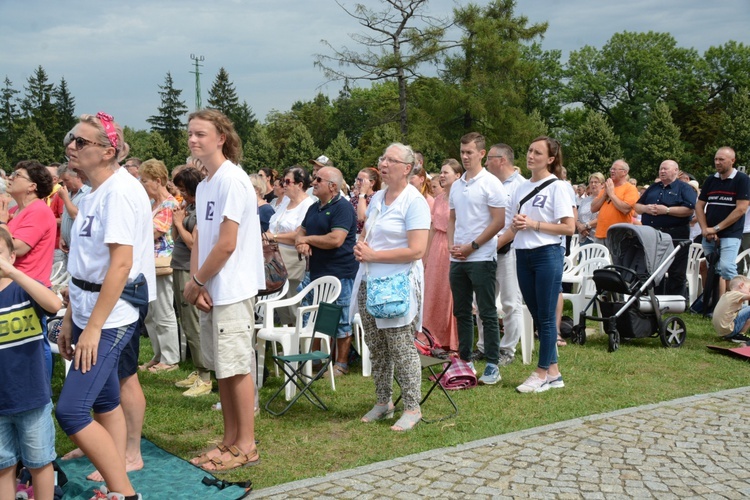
[516,372,547,393]
[467,361,477,376]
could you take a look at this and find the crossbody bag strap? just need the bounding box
[516,178,557,214]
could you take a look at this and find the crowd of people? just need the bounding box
[0,104,745,499]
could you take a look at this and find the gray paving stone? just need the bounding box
[252,387,750,499]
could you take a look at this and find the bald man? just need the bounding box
[591,159,639,246]
[696,147,750,298]
[295,167,358,375]
[635,160,696,297]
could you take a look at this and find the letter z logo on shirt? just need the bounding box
[532,195,548,209]
[79,216,95,237]
[206,201,215,221]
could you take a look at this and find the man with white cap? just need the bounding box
[307,155,334,200]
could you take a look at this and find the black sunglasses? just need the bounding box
[64,132,107,151]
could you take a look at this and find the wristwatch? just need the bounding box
[471,241,480,250]
[713,224,721,232]
[666,207,671,215]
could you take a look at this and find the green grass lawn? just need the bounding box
[52,312,749,490]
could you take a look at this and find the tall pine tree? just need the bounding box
[207,68,239,115]
[566,110,623,183]
[0,77,20,153]
[21,66,57,142]
[53,78,76,134]
[636,101,684,179]
[147,72,188,161]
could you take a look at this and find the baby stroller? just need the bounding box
[570,223,691,352]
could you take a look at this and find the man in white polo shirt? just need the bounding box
[483,143,526,366]
[448,132,507,385]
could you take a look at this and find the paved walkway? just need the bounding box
[252,387,750,498]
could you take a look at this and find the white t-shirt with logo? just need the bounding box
[69,167,156,328]
[511,175,574,250]
[449,168,508,262]
[196,160,265,305]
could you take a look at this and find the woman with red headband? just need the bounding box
[55,112,154,500]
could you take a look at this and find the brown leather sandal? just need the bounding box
[190,444,228,466]
[200,445,260,472]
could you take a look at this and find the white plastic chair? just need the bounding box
[351,313,371,376]
[520,303,534,365]
[568,243,610,267]
[686,243,704,305]
[736,248,750,276]
[569,234,580,255]
[253,280,290,378]
[563,257,611,326]
[256,276,341,401]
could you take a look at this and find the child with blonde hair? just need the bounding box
[713,275,750,343]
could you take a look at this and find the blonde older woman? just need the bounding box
[138,159,180,373]
[249,174,275,233]
[576,172,605,245]
[354,143,430,432]
[56,112,154,500]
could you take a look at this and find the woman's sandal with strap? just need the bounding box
[391,411,421,432]
[361,401,395,423]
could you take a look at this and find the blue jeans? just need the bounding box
[0,401,56,470]
[449,260,500,365]
[702,237,741,280]
[733,305,750,337]
[297,274,353,338]
[516,244,564,370]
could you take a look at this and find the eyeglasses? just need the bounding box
[314,176,334,184]
[283,178,296,186]
[9,171,33,182]
[486,155,504,159]
[64,132,108,151]
[355,178,368,183]
[378,156,410,166]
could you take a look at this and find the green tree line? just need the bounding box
[1,0,748,185]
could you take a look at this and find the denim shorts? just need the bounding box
[0,401,56,469]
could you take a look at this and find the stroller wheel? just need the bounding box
[608,329,620,352]
[571,324,586,345]
[660,316,687,348]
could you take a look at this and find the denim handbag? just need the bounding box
[366,270,410,318]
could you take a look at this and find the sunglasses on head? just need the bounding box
[64,132,107,151]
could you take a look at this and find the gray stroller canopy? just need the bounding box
[605,223,675,286]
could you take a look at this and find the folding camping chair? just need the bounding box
[264,302,343,416]
[394,354,458,423]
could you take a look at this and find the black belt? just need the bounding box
[72,277,102,292]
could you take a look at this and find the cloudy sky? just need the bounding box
[2,0,749,130]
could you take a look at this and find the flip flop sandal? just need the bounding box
[149,363,178,373]
[190,444,229,466]
[201,445,260,472]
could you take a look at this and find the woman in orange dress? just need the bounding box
[422,159,464,351]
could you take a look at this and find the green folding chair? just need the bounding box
[264,301,343,416]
